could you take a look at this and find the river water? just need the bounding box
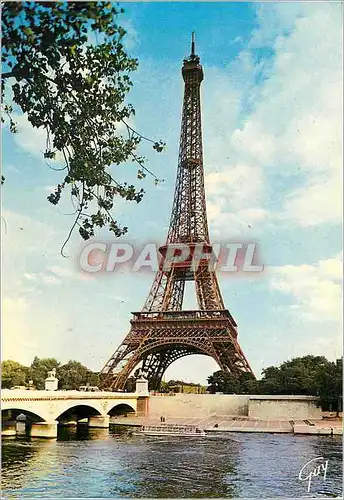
[1,426,342,498]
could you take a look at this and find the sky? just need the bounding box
[2,2,342,384]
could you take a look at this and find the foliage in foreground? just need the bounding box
[2,2,164,252]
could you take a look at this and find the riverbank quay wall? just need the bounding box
[148,394,322,420]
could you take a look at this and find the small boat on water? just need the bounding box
[133,423,206,437]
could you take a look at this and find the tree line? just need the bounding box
[1,357,100,390]
[2,355,342,412]
[207,356,342,412]
[1,358,201,392]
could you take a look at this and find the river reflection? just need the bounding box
[1,427,342,498]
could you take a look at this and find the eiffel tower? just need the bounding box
[101,34,254,390]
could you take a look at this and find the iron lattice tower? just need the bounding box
[101,35,254,390]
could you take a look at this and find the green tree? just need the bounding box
[87,371,101,388]
[124,376,136,393]
[207,371,241,394]
[258,355,343,412]
[57,360,99,390]
[2,2,164,252]
[29,356,60,390]
[207,371,259,394]
[159,381,170,393]
[239,372,260,394]
[258,366,281,394]
[207,355,343,406]
[1,360,29,388]
[259,356,329,396]
[316,358,343,413]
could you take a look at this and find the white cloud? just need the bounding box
[122,19,139,51]
[204,2,342,232]
[47,265,74,278]
[259,254,343,367]
[24,272,38,282]
[44,185,57,193]
[249,3,318,48]
[10,113,64,166]
[1,294,72,365]
[283,176,342,226]
[41,275,61,285]
[270,255,343,323]
[206,164,263,203]
[12,114,47,157]
[230,122,276,166]
[205,164,268,237]
[208,205,270,237]
[2,297,35,363]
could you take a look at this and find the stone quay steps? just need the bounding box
[111,416,342,435]
[292,419,342,435]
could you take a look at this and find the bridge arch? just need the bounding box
[113,341,220,390]
[111,338,216,390]
[107,402,136,417]
[55,404,102,423]
[164,353,218,387]
[2,408,46,423]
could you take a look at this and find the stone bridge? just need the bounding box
[1,389,149,438]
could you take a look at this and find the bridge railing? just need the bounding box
[1,390,140,400]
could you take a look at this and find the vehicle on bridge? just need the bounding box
[78,385,100,392]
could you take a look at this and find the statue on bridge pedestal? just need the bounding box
[45,368,59,391]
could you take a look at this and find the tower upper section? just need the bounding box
[182,32,204,83]
[166,33,210,245]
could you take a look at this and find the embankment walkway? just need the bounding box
[111,415,342,435]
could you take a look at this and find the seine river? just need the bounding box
[1,426,342,498]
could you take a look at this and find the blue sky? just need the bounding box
[2,2,342,384]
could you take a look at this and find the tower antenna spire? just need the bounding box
[191,31,195,56]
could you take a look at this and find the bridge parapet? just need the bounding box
[1,389,139,401]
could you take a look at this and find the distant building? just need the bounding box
[169,384,206,394]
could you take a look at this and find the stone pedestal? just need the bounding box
[45,368,58,391]
[1,420,17,437]
[45,377,58,391]
[88,415,110,428]
[29,422,58,438]
[136,377,149,396]
[137,396,149,417]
